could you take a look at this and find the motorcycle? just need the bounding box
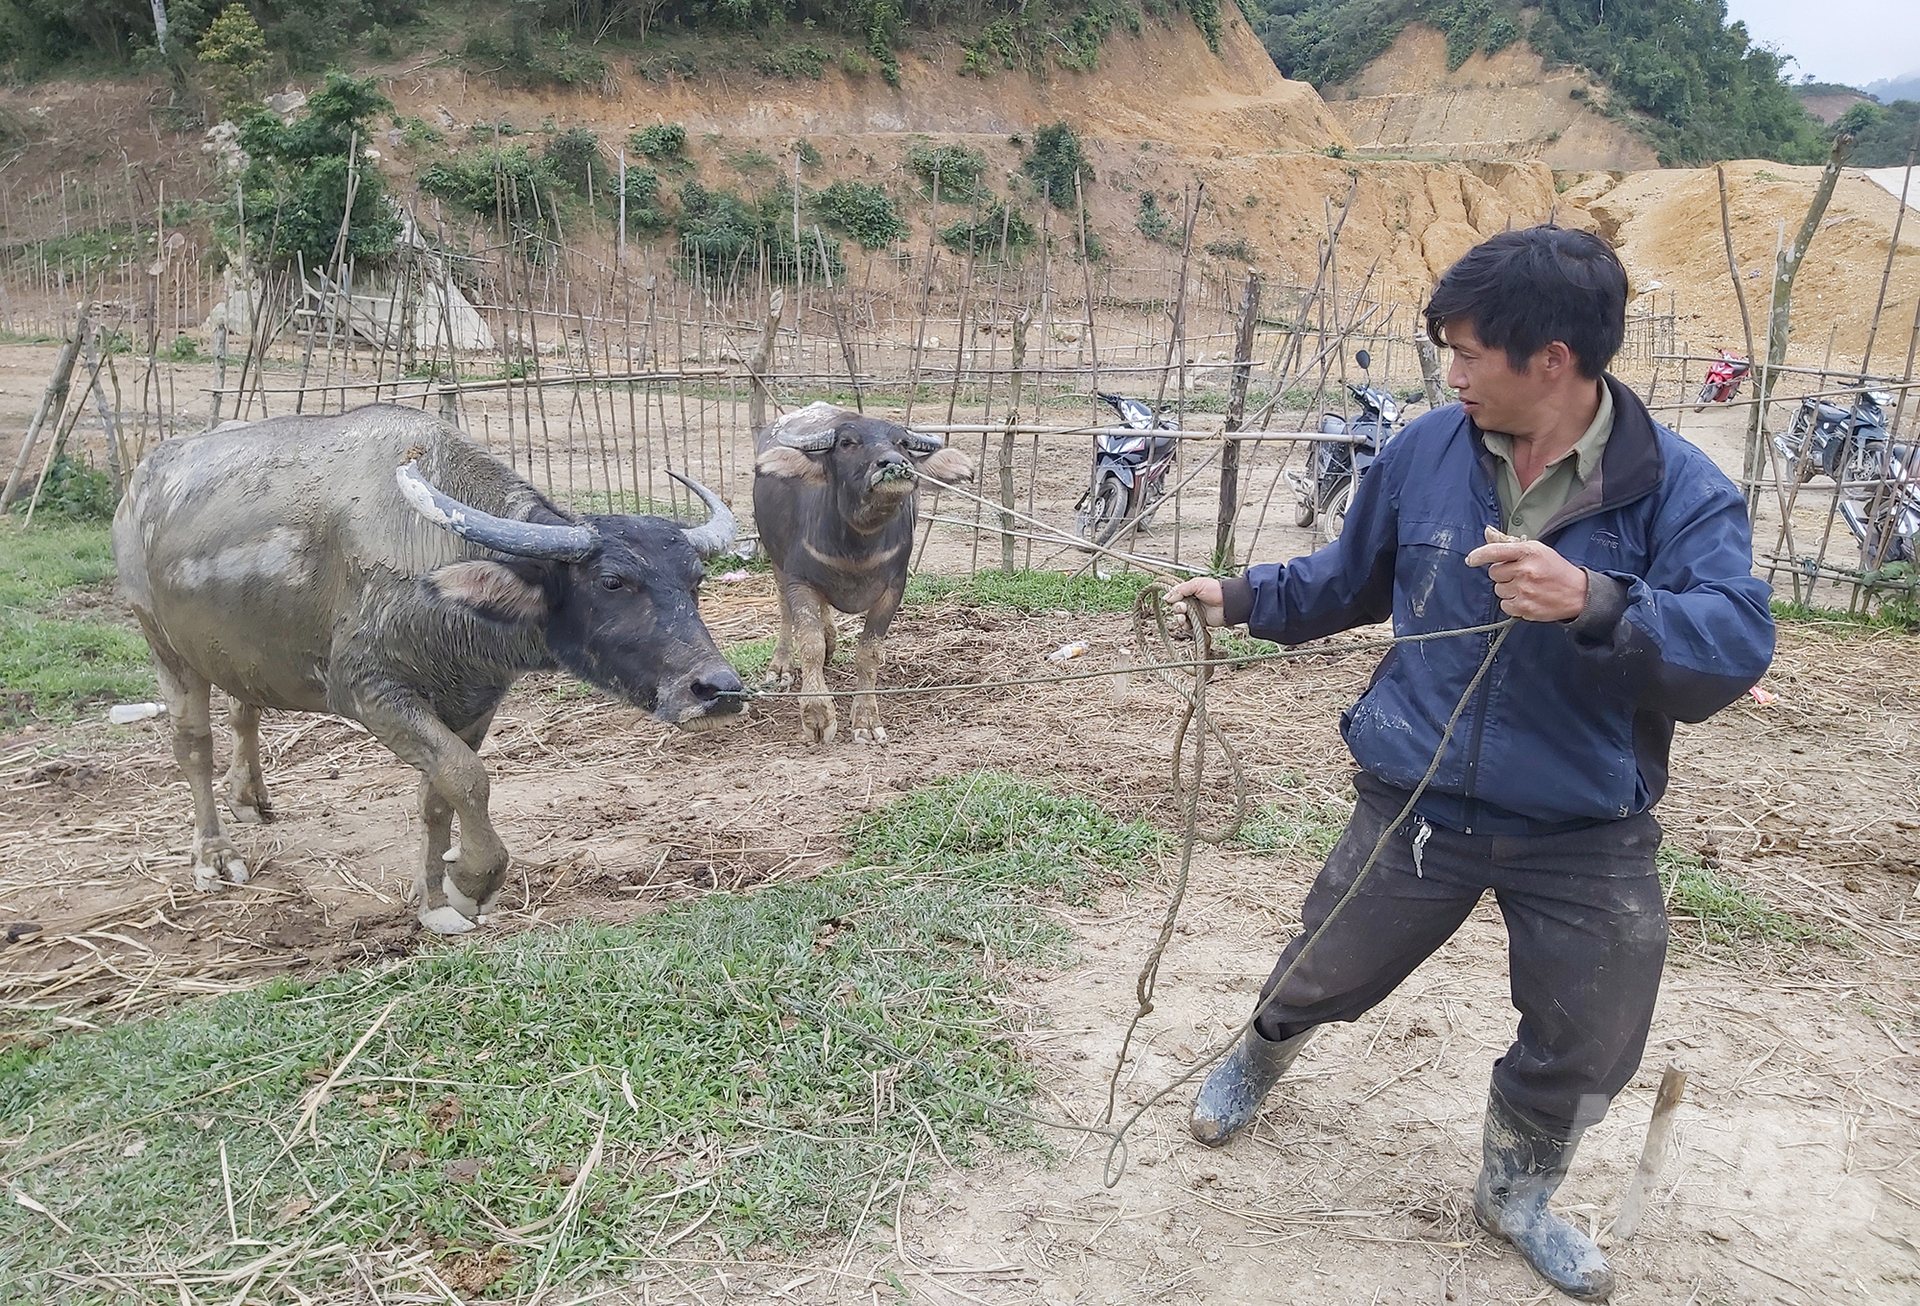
[1074,391,1178,547]
[1772,380,1895,487]
[1837,441,1920,569]
[1286,349,1403,539]
[1694,351,1751,410]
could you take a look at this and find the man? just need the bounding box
[1167,226,1773,1301]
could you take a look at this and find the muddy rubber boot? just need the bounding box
[1473,1086,1615,1302]
[1188,1027,1314,1146]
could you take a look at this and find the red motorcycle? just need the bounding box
[1695,351,1751,411]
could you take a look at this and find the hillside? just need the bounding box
[1324,23,1657,171]
[1243,0,1827,166]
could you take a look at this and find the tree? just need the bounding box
[236,72,399,270]
[197,3,270,118]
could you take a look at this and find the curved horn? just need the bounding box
[667,471,737,559]
[770,400,846,452]
[396,461,595,561]
[900,426,945,454]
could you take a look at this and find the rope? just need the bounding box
[743,579,1519,1188]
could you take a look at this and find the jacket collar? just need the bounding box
[1465,373,1666,539]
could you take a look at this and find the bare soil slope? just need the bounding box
[1326,23,1658,172]
[1564,162,1920,364]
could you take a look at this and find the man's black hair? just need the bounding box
[1423,226,1628,378]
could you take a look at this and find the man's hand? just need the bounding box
[1165,577,1227,627]
[1464,526,1590,622]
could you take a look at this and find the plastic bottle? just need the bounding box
[108,702,167,724]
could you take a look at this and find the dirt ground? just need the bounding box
[6,476,1920,1305]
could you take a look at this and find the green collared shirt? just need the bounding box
[1482,382,1613,540]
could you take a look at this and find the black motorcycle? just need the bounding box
[1075,391,1178,547]
[1772,381,1895,488]
[1287,349,1403,538]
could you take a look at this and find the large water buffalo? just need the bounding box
[751,402,972,744]
[113,404,743,934]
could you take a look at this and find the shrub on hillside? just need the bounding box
[1022,122,1091,210]
[815,181,909,250]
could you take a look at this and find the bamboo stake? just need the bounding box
[1611,1063,1688,1243]
[4,299,90,509]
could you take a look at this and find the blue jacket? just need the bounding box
[1222,376,1775,832]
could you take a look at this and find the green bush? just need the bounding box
[907,140,987,200]
[940,201,1036,257]
[420,144,563,227]
[235,72,400,270]
[815,181,909,250]
[1022,121,1091,210]
[630,122,687,161]
[621,166,667,232]
[677,181,844,282]
[757,42,830,79]
[543,126,607,196]
[166,334,201,363]
[1136,192,1174,245]
[28,453,116,521]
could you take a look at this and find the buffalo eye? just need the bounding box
[600,575,625,592]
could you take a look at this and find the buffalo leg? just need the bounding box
[850,590,901,745]
[410,711,495,926]
[221,699,272,824]
[784,582,837,745]
[767,579,795,689]
[153,658,250,890]
[356,694,508,935]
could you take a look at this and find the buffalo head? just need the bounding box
[397,462,744,725]
[757,402,972,534]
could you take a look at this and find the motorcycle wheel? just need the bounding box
[1085,473,1131,547]
[1323,480,1355,541]
[1696,381,1716,411]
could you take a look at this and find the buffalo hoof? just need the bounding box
[853,724,888,745]
[801,698,837,746]
[227,802,268,825]
[191,842,249,892]
[444,879,485,919]
[419,905,478,935]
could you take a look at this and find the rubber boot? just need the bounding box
[1188,1027,1314,1146]
[1473,1086,1615,1302]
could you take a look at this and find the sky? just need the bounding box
[1722,0,1920,89]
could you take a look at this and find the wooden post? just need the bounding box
[1000,308,1029,575]
[82,322,124,495]
[1216,271,1262,570]
[1415,334,1445,409]
[4,299,90,510]
[747,288,784,433]
[1611,1062,1688,1243]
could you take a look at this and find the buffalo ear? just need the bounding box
[755,445,829,484]
[428,560,547,623]
[917,446,975,484]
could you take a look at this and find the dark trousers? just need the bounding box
[1252,772,1668,1136]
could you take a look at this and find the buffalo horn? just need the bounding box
[396,461,596,561]
[769,399,847,452]
[900,427,945,454]
[667,471,737,559]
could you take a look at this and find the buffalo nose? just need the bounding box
[692,665,745,705]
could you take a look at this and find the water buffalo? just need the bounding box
[113,404,742,934]
[751,402,972,744]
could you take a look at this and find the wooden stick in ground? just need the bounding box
[4,299,90,509]
[1716,165,1762,507]
[1215,270,1261,570]
[81,321,124,494]
[1611,1062,1688,1243]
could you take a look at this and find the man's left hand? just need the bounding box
[1465,527,1590,622]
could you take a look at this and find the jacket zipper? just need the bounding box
[1460,481,1505,833]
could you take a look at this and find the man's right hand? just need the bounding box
[1165,577,1228,627]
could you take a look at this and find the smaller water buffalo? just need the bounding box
[752,402,972,744]
[114,405,743,933]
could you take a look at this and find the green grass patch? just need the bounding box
[0,518,154,724]
[1230,794,1351,861]
[725,634,776,681]
[1771,596,1920,634]
[1658,846,1839,952]
[0,772,1157,1298]
[906,567,1152,614]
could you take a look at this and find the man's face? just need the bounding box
[1443,321,1550,434]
